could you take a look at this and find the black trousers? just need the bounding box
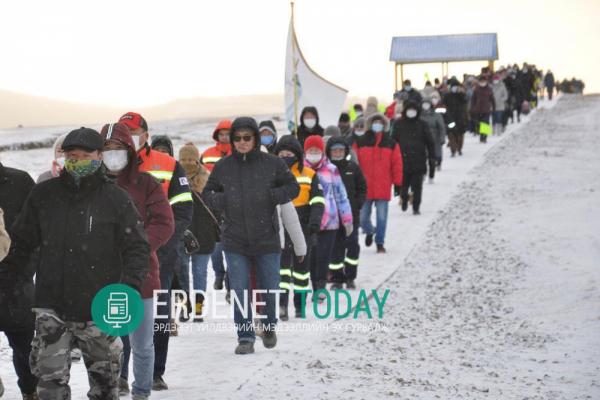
[310,230,337,289]
[400,172,424,212]
[330,225,360,283]
[280,230,313,310]
[3,329,37,395]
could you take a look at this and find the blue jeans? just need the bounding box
[191,253,211,293]
[121,299,155,396]
[224,251,281,343]
[360,199,389,245]
[211,242,226,279]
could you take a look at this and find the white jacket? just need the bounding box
[278,202,307,257]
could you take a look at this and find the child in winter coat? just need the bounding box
[274,135,325,318]
[304,135,353,302]
[325,137,367,289]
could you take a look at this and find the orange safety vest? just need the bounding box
[291,163,316,207]
[138,148,176,196]
[201,143,231,172]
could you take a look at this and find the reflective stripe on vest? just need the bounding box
[202,157,221,164]
[138,149,177,197]
[169,192,193,206]
[291,163,316,207]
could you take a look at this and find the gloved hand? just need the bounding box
[344,224,354,237]
[183,230,200,254]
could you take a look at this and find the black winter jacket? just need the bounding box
[391,106,436,176]
[203,120,300,256]
[7,168,150,322]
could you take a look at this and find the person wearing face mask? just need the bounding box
[100,123,174,400]
[176,143,220,325]
[470,76,496,143]
[295,106,324,146]
[8,127,150,400]
[518,63,536,104]
[353,114,403,253]
[442,79,468,157]
[303,135,353,300]
[203,117,299,355]
[273,135,324,319]
[0,161,37,399]
[394,79,423,105]
[420,99,447,173]
[349,104,364,122]
[258,120,278,154]
[37,133,68,183]
[491,74,509,135]
[392,102,435,215]
[325,137,366,290]
[117,112,192,391]
[338,113,352,137]
[346,116,366,149]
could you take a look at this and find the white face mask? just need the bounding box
[103,150,129,172]
[451,86,459,93]
[304,118,317,129]
[56,157,65,168]
[406,109,418,119]
[354,129,366,137]
[432,98,439,106]
[305,152,322,164]
[422,103,431,111]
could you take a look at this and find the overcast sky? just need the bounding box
[0,0,598,107]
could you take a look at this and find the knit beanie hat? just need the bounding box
[179,142,200,162]
[304,135,325,153]
[324,125,341,138]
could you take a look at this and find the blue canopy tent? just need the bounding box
[389,33,499,91]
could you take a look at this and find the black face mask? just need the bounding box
[282,156,297,168]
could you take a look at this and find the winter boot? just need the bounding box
[262,330,277,349]
[22,393,38,400]
[376,244,387,254]
[279,305,289,321]
[235,341,255,355]
[152,377,168,391]
[295,308,304,318]
[132,395,149,400]
[330,282,343,290]
[365,233,373,247]
[401,198,408,211]
[119,376,130,395]
[346,280,356,290]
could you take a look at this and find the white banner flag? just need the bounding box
[284,18,348,133]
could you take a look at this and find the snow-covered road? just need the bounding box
[1,95,598,399]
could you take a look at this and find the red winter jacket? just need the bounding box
[353,116,403,201]
[101,123,175,298]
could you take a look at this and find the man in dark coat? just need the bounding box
[0,162,37,399]
[442,79,468,157]
[7,127,151,399]
[100,122,175,399]
[392,101,436,215]
[470,75,496,143]
[203,117,299,355]
[325,136,366,289]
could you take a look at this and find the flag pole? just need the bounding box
[291,1,299,136]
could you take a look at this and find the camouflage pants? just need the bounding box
[29,310,122,400]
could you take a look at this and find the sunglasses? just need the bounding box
[232,135,254,142]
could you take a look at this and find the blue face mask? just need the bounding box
[261,135,274,146]
[372,123,384,133]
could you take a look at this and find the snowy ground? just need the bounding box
[1,95,599,399]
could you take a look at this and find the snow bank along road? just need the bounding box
[2,95,599,399]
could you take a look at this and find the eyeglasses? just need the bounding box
[232,135,254,142]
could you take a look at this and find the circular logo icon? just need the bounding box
[91,284,144,336]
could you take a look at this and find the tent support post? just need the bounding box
[394,63,399,92]
[400,64,404,85]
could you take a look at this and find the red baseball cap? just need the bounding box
[119,112,148,131]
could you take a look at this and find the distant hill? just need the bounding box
[0,89,374,130]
